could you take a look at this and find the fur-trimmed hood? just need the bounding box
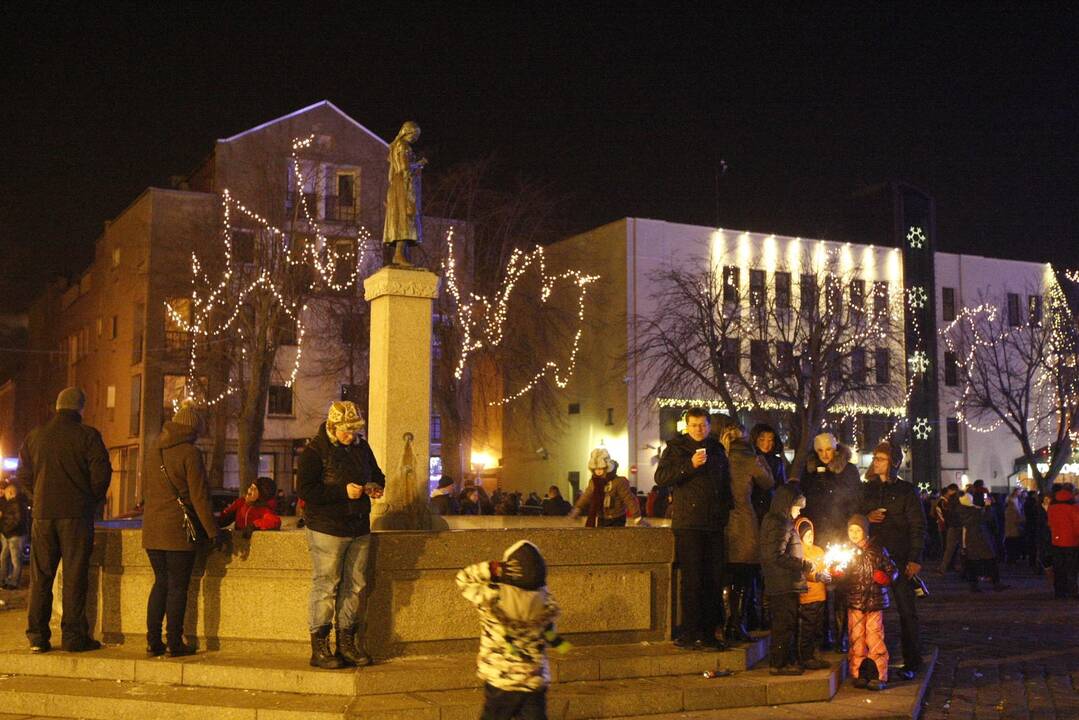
[807,443,853,475]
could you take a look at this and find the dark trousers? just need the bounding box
[146,549,197,645]
[939,528,963,572]
[890,572,922,669]
[26,517,95,646]
[797,600,826,662]
[598,516,627,527]
[674,529,726,641]
[481,684,547,720]
[1052,547,1079,598]
[768,592,799,668]
[965,558,1001,585]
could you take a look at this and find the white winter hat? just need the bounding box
[813,433,838,452]
[588,448,615,473]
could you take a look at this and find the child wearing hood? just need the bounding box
[759,484,813,676]
[219,476,282,537]
[794,516,832,669]
[843,514,898,691]
[457,540,562,720]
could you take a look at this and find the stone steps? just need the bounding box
[0,663,846,720]
[0,637,768,696]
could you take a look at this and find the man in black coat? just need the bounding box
[298,401,385,669]
[655,408,734,651]
[861,441,927,681]
[17,387,111,653]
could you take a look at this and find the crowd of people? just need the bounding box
[12,388,1079,716]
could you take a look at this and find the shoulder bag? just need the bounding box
[159,449,209,545]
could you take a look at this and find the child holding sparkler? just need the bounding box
[794,517,833,669]
[843,514,898,691]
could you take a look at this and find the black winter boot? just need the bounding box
[310,626,345,669]
[724,586,753,644]
[337,627,372,667]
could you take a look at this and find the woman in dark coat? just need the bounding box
[957,493,1006,592]
[719,423,774,642]
[141,404,222,657]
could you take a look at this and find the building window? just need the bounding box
[852,347,867,383]
[129,375,142,437]
[111,247,122,268]
[131,303,144,365]
[722,266,740,305]
[267,385,294,416]
[722,338,740,374]
[1007,293,1021,327]
[163,374,187,419]
[165,297,192,350]
[232,228,256,264]
[850,279,865,312]
[341,384,364,403]
[944,351,958,386]
[776,341,794,375]
[568,403,580,415]
[942,287,956,322]
[605,408,615,426]
[332,239,357,289]
[278,314,298,345]
[873,281,889,315]
[430,415,442,443]
[1028,295,1043,326]
[110,315,119,339]
[750,339,768,376]
[946,417,962,453]
[775,271,791,310]
[874,348,890,384]
[749,269,766,308]
[800,273,817,313]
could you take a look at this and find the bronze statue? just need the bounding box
[383,121,426,266]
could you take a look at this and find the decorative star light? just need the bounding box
[912,417,932,440]
[906,226,927,249]
[908,350,930,375]
[908,286,928,310]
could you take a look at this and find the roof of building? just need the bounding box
[217,100,389,147]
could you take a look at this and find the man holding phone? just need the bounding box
[655,408,734,651]
[861,440,926,681]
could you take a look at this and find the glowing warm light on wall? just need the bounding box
[887,249,902,284]
[787,238,802,276]
[840,243,854,276]
[710,229,727,268]
[812,241,827,273]
[471,451,496,470]
[762,234,778,273]
[736,233,752,273]
[860,246,877,282]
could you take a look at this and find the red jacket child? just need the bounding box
[220,477,281,534]
[1048,489,1079,548]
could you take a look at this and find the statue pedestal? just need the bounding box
[364,266,441,530]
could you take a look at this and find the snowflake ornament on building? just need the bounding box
[908,286,928,310]
[912,417,932,440]
[908,350,930,375]
[906,226,927,249]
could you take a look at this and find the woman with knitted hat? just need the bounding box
[569,448,641,527]
[142,401,226,657]
[298,400,385,669]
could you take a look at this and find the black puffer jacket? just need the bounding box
[654,433,733,531]
[0,493,28,537]
[860,474,927,567]
[759,484,809,596]
[298,423,386,537]
[843,541,898,612]
[800,444,862,546]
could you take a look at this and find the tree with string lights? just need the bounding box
[940,276,1079,490]
[635,245,908,475]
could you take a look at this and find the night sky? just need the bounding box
[2,4,1077,313]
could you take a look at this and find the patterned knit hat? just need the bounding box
[172,400,202,429]
[587,448,615,473]
[327,400,365,434]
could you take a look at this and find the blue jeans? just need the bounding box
[1,535,25,587]
[305,529,371,632]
